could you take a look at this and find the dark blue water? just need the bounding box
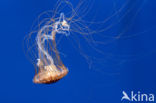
[0,0,156,103]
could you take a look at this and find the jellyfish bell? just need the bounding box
[33,13,70,84]
[33,61,68,84]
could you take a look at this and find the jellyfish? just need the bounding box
[24,0,99,84]
[24,0,139,84]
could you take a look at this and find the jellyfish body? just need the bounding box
[33,13,70,84]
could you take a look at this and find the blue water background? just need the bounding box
[0,0,156,103]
